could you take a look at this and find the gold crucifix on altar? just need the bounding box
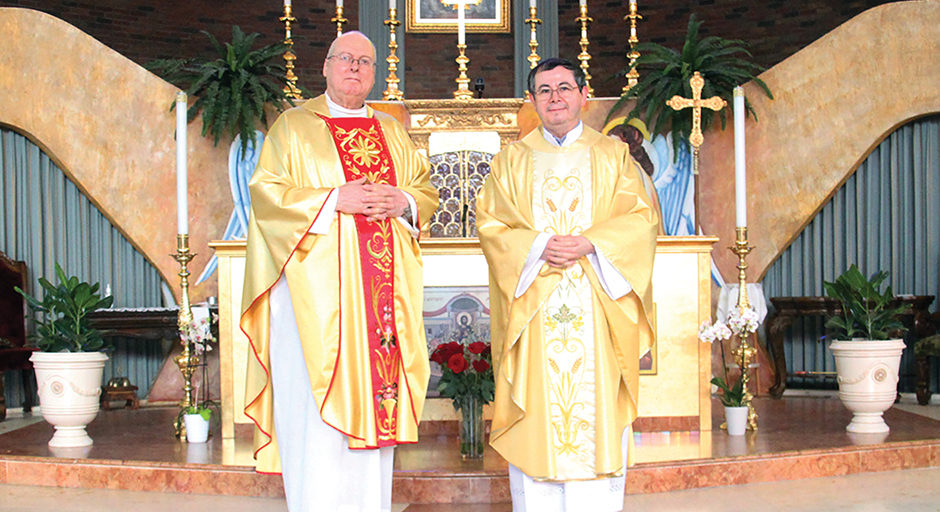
[665,70,726,224]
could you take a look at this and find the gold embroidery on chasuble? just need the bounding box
[532,148,598,480]
[320,114,401,446]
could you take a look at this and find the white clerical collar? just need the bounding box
[542,121,583,148]
[325,93,368,118]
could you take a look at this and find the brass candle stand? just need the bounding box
[173,234,199,438]
[383,8,404,101]
[280,4,302,100]
[730,226,758,430]
[331,5,347,37]
[453,44,473,100]
[623,1,642,94]
[525,6,541,69]
[575,3,594,97]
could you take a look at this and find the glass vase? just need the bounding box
[456,394,484,459]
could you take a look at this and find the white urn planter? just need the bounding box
[724,406,749,436]
[829,339,905,434]
[30,351,108,448]
[184,413,211,443]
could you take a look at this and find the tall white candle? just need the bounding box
[580,0,587,7]
[630,0,637,6]
[733,86,747,228]
[176,92,188,235]
[530,0,537,8]
[388,0,395,10]
[336,0,343,8]
[284,0,291,7]
[457,0,466,45]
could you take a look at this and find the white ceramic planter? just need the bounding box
[30,351,108,448]
[829,339,905,434]
[724,406,749,436]
[185,413,210,443]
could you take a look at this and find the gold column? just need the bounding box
[331,5,347,37]
[575,3,594,97]
[280,4,302,100]
[730,226,758,430]
[623,1,642,94]
[525,6,541,69]
[383,7,404,100]
[173,234,199,437]
[454,44,472,100]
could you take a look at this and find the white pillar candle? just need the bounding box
[733,86,747,228]
[284,0,291,7]
[630,0,637,6]
[389,0,395,9]
[457,0,466,45]
[176,92,188,235]
[336,0,343,8]
[580,0,587,7]
[530,0,537,8]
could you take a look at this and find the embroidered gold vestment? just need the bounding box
[241,94,439,473]
[476,126,658,480]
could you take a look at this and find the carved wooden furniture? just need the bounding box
[766,295,935,398]
[0,253,35,421]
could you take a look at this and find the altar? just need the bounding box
[213,235,717,440]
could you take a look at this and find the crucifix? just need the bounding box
[666,71,726,226]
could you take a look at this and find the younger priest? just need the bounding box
[476,58,659,511]
[240,31,438,512]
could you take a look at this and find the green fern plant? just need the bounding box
[608,14,773,159]
[147,26,303,154]
[823,265,910,341]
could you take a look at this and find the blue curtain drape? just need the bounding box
[1,126,171,409]
[761,115,940,394]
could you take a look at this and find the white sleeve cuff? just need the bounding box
[308,189,338,234]
[587,248,633,300]
[394,191,419,238]
[514,232,551,298]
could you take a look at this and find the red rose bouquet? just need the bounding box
[430,340,494,407]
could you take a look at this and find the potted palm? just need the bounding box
[15,264,113,447]
[824,265,910,433]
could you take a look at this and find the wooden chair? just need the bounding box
[0,252,35,420]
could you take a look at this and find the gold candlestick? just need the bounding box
[730,226,758,430]
[173,234,200,438]
[575,3,593,97]
[331,5,347,37]
[623,1,642,94]
[454,44,472,100]
[383,8,404,101]
[525,6,541,69]
[280,4,302,100]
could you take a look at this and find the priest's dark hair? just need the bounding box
[527,58,587,95]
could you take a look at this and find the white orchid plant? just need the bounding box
[180,314,217,355]
[699,306,762,407]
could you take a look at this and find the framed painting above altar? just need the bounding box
[406,0,510,33]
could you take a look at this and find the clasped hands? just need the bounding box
[336,177,409,222]
[541,234,595,268]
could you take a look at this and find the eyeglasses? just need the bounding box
[327,53,376,69]
[533,83,580,100]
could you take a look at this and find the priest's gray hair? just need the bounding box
[527,58,587,94]
[326,31,377,60]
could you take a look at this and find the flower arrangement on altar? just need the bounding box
[429,316,495,459]
[699,307,761,407]
[430,339,494,407]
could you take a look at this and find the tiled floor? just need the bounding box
[0,392,937,510]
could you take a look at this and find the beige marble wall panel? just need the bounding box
[0,8,231,301]
[698,1,940,281]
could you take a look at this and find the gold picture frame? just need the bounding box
[405,0,510,33]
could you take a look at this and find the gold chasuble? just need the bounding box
[477,126,658,481]
[241,95,438,473]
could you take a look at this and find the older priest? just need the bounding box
[477,58,658,511]
[240,32,438,512]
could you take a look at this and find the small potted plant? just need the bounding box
[699,317,752,435]
[177,313,217,443]
[430,326,494,459]
[15,263,113,448]
[824,265,910,433]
